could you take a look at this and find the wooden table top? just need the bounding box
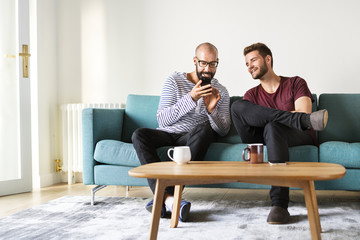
[128,161,346,181]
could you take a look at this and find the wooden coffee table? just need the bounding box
[128,161,346,240]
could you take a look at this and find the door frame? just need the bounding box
[0,0,32,196]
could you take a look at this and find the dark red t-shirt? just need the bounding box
[243,76,314,110]
[243,76,317,144]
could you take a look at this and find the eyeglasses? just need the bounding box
[196,57,219,68]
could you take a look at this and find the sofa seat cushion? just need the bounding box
[94,141,252,166]
[204,143,261,161]
[94,140,140,167]
[94,140,318,167]
[94,140,172,167]
[320,141,360,168]
[203,143,318,162]
[288,145,319,162]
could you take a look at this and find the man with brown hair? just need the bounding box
[231,42,328,224]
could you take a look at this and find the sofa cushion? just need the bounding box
[94,140,173,167]
[320,141,360,168]
[94,140,140,167]
[121,95,244,144]
[288,145,318,162]
[120,94,318,145]
[94,139,318,167]
[318,94,360,143]
[122,95,160,143]
[315,169,360,190]
[204,143,251,161]
[155,144,317,162]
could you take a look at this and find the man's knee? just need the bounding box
[263,122,284,139]
[131,128,149,144]
[231,100,250,117]
[263,122,290,147]
[192,122,214,139]
[264,122,289,162]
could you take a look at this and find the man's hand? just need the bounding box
[203,87,221,113]
[190,80,213,102]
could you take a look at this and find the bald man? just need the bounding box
[132,42,230,222]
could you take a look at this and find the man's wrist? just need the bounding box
[208,106,217,115]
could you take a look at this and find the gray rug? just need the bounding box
[0,196,359,240]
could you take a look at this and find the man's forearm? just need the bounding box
[157,93,196,128]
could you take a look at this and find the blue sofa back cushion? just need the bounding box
[121,94,317,144]
[122,95,160,143]
[121,94,245,144]
[318,94,360,143]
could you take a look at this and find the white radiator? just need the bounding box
[61,103,123,184]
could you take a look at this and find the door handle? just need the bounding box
[19,45,31,78]
[4,45,31,78]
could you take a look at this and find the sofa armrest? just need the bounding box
[82,108,125,184]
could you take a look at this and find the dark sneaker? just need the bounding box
[266,206,290,224]
[145,199,166,218]
[179,200,191,222]
[310,109,328,131]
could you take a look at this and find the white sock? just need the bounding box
[165,196,174,212]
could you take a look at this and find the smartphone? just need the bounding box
[268,162,287,165]
[200,78,211,87]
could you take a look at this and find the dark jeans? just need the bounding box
[132,121,215,195]
[231,100,315,209]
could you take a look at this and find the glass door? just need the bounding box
[0,0,32,196]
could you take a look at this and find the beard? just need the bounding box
[196,65,215,84]
[251,62,268,79]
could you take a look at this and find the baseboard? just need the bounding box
[33,172,62,188]
[60,172,83,184]
[33,172,83,188]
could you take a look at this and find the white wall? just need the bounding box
[32,0,60,187]
[35,0,360,186]
[57,0,360,106]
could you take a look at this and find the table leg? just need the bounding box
[309,181,321,233]
[303,180,322,240]
[171,185,184,228]
[149,179,166,240]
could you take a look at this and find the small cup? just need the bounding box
[167,146,191,165]
[242,143,264,164]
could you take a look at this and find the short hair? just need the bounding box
[195,42,218,58]
[243,42,273,67]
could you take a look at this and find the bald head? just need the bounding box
[195,42,218,59]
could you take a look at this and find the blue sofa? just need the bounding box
[82,94,360,203]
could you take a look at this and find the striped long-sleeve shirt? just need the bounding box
[157,72,231,136]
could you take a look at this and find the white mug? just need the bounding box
[167,146,191,164]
